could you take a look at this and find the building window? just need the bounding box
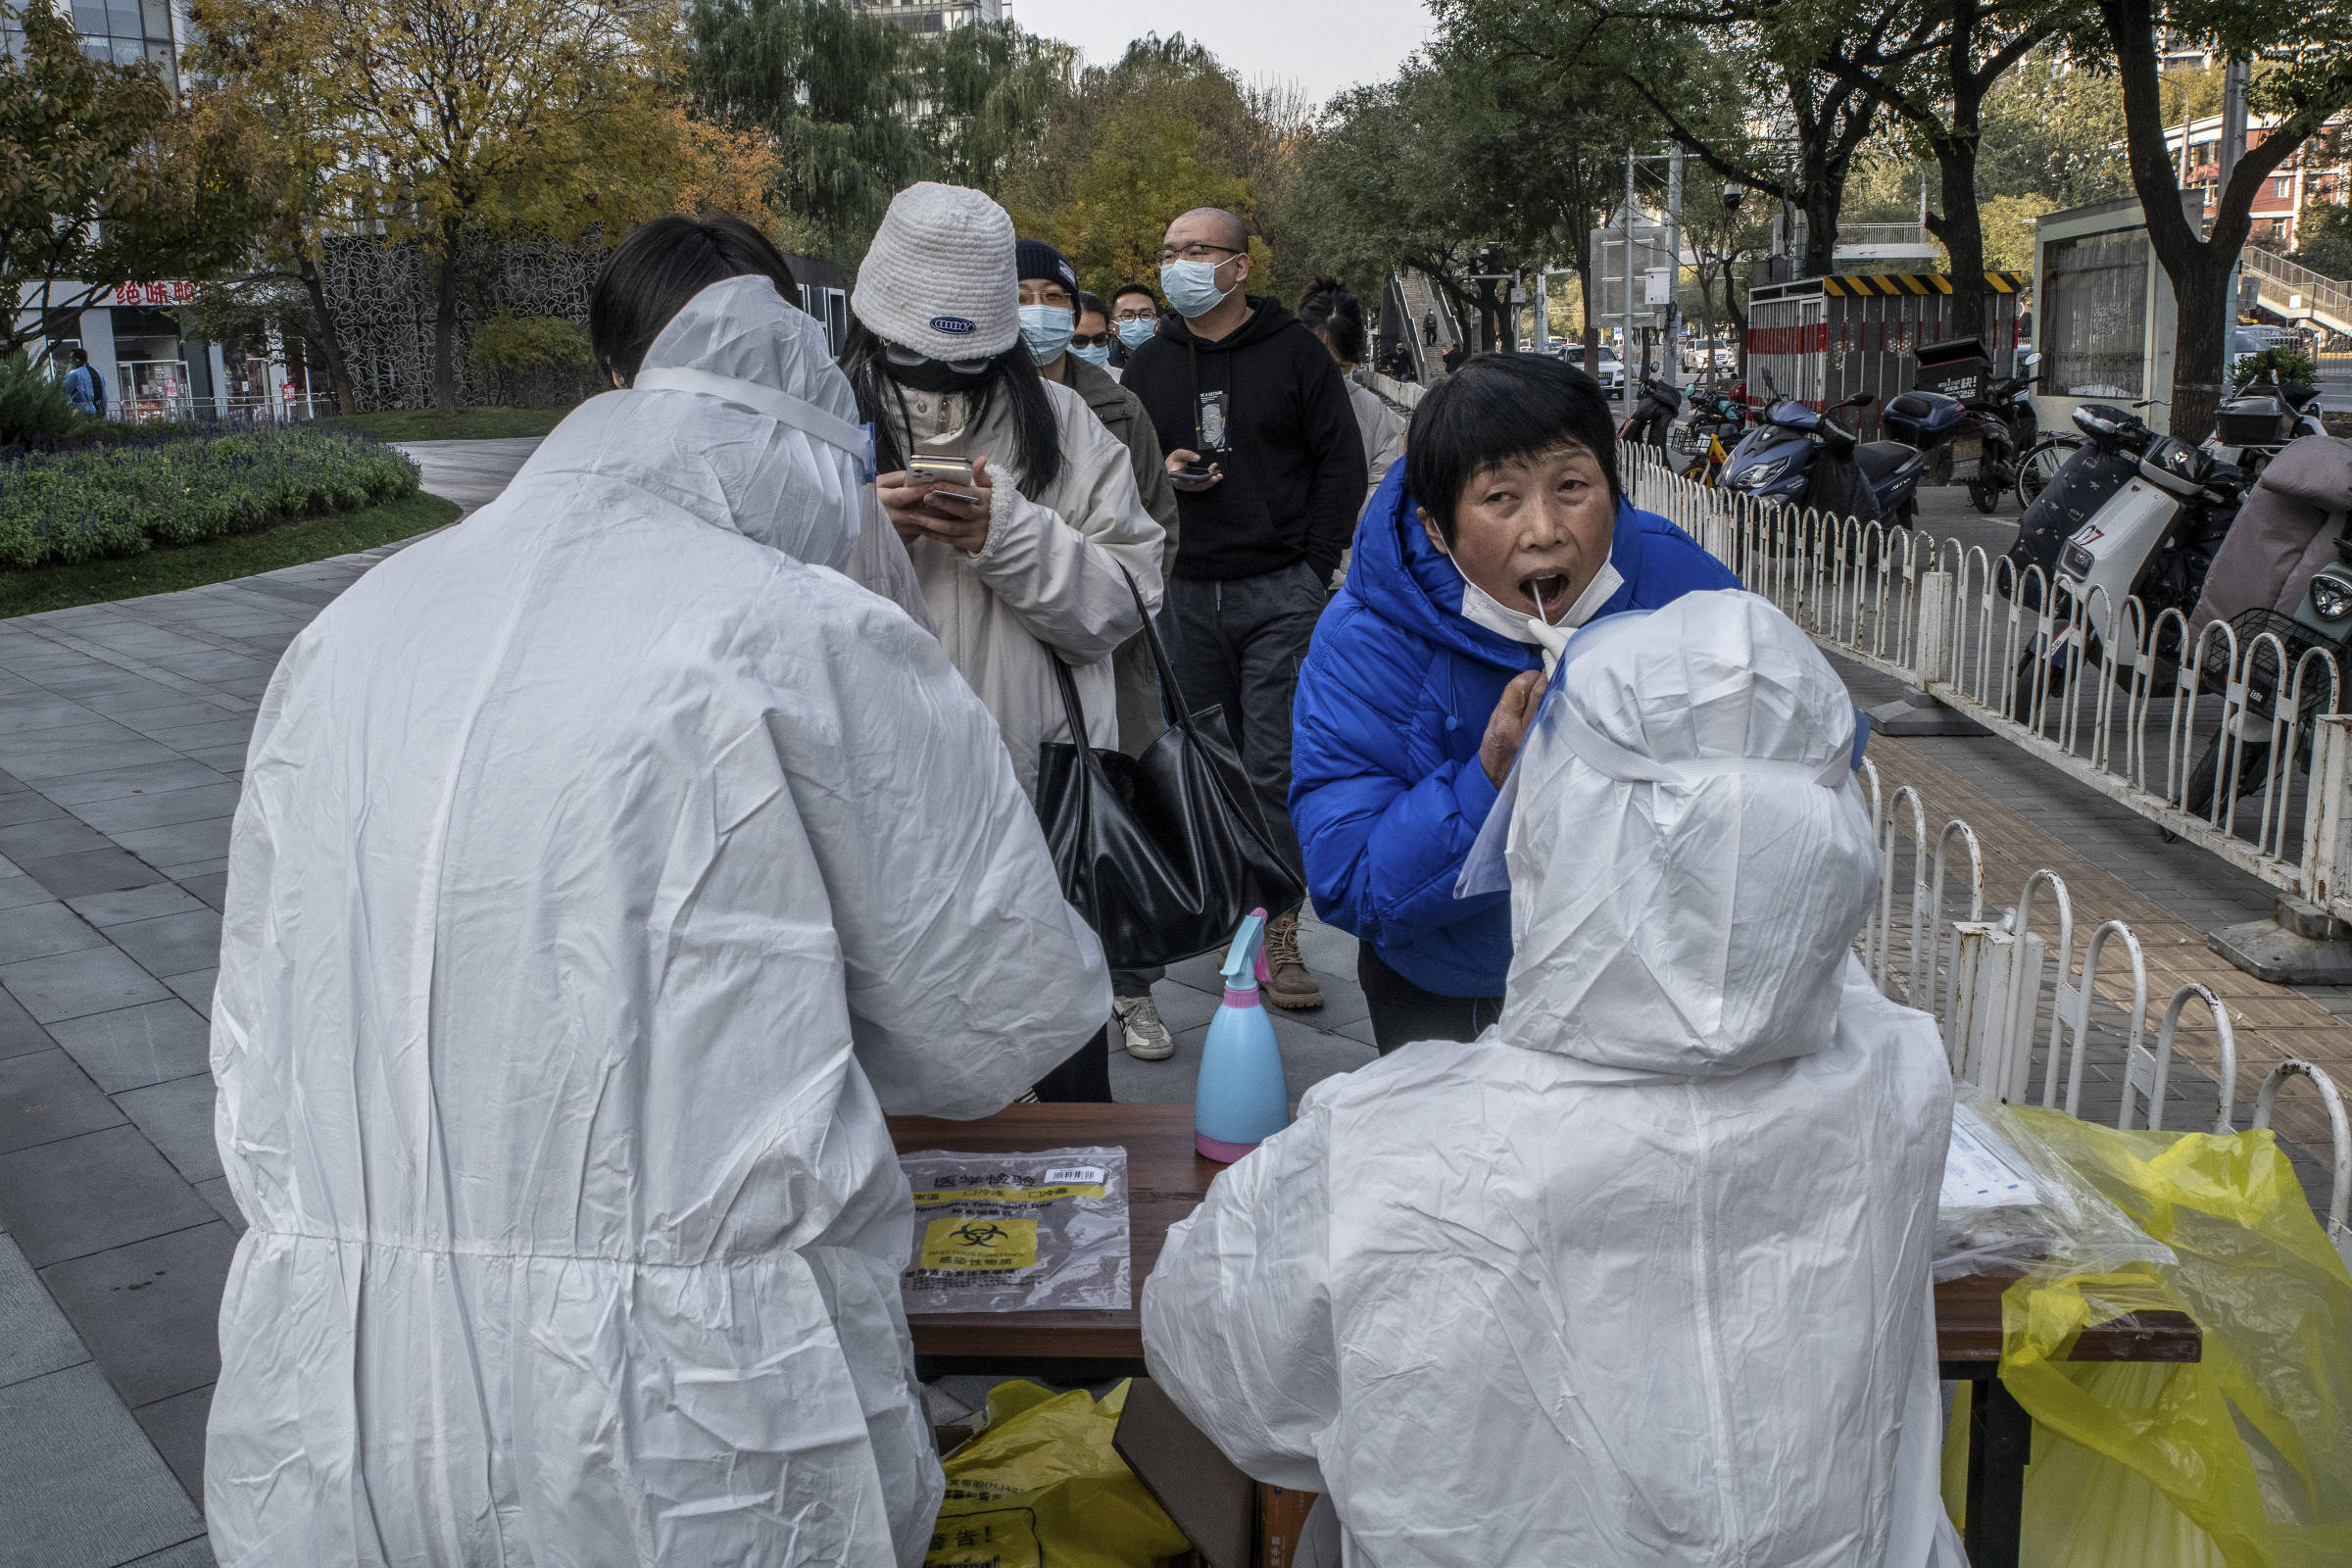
[2042,229,2148,401]
[69,0,174,86]
[2276,176,2294,200]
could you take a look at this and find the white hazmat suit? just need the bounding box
[1142,591,1959,1566]
[206,276,1110,1566]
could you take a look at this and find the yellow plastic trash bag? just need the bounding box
[926,1379,1191,1568]
[1942,1105,2352,1567]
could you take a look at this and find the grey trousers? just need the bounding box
[1160,561,1325,893]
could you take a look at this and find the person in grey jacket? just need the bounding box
[1020,237,1187,1062]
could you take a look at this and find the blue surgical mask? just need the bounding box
[1020,304,1075,365]
[1160,259,1231,318]
[1070,341,1111,368]
[1116,318,1158,350]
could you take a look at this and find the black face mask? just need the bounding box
[882,346,992,395]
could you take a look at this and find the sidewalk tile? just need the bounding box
[33,760,231,807]
[0,1049,125,1153]
[0,815,113,863]
[133,1384,215,1505]
[0,1363,206,1566]
[0,946,172,1022]
[179,872,229,912]
[164,969,217,1018]
[47,1002,211,1094]
[15,846,168,901]
[66,884,205,928]
[193,1177,245,1233]
[0,871,58,911]
[113,1075,220,1183]
[7,739,185,784]
[41,1222,235,1406]
[0,984,51,1061]
[0,901,108,965]
[113,819,233,870]
[143,720,255,753]
[0,790,72,828]
[122,1539,220,1567]
[0,1232,89,1387]
[67,784,243,837]
[106,911,222,982]
[0,1127,216,1266]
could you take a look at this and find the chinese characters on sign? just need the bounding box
[113,281,198,307]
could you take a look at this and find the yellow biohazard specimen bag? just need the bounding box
[926,1380,1192,1568]
[1941,1106,2352,1567]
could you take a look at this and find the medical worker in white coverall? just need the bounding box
[204,217,1110,1566]
[1143,590,1963,1567]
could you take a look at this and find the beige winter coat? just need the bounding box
[884,377,1167,798]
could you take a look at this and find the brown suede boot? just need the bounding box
[1261,910,1324,1009]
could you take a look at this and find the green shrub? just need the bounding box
[467,314,593,378]
[0,352,81,448]
[2230,344,2320,393]
[0,424,421,570]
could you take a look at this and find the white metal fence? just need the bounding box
[1608,443,2351,1256]
[1620,445,2352,916]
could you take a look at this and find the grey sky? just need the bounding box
[1007,0,1434,106]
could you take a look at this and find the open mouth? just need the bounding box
[1519,572,1573,618]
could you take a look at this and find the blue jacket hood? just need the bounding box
[1350,461,1653,671]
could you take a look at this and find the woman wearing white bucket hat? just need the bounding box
[845,182,1167,1100]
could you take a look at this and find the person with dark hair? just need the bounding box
[585,212,932,627]
[845,186,1164,1100]
[206,214,1113,1566]
[1123,206,1368,1010]
[1298,275,1404,496]
[1109,282,1162,369]
[1288,352,1737,1052]
[1070,291,1116,374]
[1019,238,1184,1061]
[61,345,103,416]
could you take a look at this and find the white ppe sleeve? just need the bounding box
[762,595,1109,1118]
[1141,1102,1339,1494]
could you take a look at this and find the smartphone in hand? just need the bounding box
[906,455,977,486]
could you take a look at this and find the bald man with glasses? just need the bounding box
[1122,207,1367,1011]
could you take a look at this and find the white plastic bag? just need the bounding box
[900,1146,1131,1312]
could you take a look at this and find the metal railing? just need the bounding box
[2243,247,2352,339]
[1619,445,2352,921]
[1850,755,2351,1261]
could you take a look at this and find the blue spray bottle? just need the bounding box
[1194,907,1293,1163]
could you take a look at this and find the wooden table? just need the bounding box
[891,1102,2200,1568]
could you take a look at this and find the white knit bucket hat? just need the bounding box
[852,182,1019,360]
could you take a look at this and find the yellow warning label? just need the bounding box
[926,1505,1043,1567]
[919,1216,1039,1271]
[911,1183,1106,1206]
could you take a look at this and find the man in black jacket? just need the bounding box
[1123,207,1367,1010]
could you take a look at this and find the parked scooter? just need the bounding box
[2004,401,2160,607]
[2013,422,2249,715]
[1886,346,2042,514]
[1719,381,1927,527]
[1666,387,1751,484]
[2180,535,2352,817]
[2204,380,2328,479]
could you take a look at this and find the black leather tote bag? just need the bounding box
[1035,573,1305,970]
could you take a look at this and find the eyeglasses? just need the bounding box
[1070,330,1113,348]
[1111,306,1158,320]
[1155,243,1241,265]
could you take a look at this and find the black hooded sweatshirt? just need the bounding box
[1123,297,1368,583]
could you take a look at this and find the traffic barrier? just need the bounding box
[1619,444,2350,921]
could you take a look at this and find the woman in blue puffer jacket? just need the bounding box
[1291,354,1738,1054]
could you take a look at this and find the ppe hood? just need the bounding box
[1495,591,1877,1076]
[524,275,866,567]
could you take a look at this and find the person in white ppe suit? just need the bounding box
[1142,590,1960,1567]
[205,216,1111,1567]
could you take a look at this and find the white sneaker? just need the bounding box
[1112,995,1174,1060]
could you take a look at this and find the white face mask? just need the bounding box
[1446,550,1626,674]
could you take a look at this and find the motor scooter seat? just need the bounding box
[1855,441,1917,481]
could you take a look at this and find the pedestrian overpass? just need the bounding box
[2245,247,2352,339]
